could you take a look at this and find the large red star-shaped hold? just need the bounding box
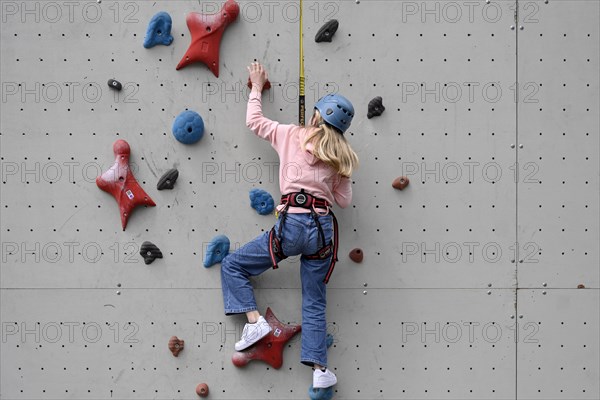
[232,307,301,369]
[96,139,156,231]
[175,0,240,77]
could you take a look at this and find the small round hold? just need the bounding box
[97,0,102,3]
[510,315,515,319]
[487,283,492,287]
[577,284,585,289]
[542,290,547,295]
[363,290,367,295]
[356,0,360,3]
[363,282,368,287]
[195,383,209,397]
[392,176,409,190]
[519,314,524,319]
[349,248,363,263]
[487,290,492,295]
[116,291,121,295]
[107,79,122,91]
[117,283,121,287]
[542,282,547,287]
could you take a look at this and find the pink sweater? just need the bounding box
[246,86,352,213]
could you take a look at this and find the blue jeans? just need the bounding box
[221,212,334,368]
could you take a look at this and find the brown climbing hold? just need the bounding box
[392,176,409,190]
[349,248,363,263]
[577,284,585,289]
[168,336,184,357]
[195,383,209,397]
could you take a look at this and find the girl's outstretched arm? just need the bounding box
[246,62,284,147]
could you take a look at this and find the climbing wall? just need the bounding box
[0,0,598,399]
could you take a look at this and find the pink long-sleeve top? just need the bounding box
[246,86,352,214]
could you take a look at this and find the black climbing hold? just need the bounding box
[367,96,385,119]
[315,19,339,43]
[140,241,163,264]
[107,79,122,91]
[157,169,179,190]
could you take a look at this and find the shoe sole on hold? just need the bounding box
[234,321,272,351]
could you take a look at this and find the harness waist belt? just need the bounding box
[269,190,339,284]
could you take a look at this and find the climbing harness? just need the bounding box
[268,189,339,284]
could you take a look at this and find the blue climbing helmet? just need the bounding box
[314,93,354,134]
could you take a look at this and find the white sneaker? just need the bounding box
[234,315,272,351]
[313,368,337,388]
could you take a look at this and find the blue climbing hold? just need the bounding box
[249,188,275,215]
[203,235,230,268]
[172,110,204,144]
[326,333,334,348]
[308,386,334,400]
[143,12,174,48]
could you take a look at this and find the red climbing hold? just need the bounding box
[349,248,363,263]
[96,140,156,231]
[195,383,209,397]
[577,284,585,289]
[168,336,184,357]
[231,307,301,369]
[176,0,240,77]
[392,176,410,190]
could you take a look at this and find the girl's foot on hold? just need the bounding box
[313,367,337,388]
[234,315,272,351]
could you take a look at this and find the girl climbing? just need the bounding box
[220,62,359,389]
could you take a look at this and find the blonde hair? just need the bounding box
[301,111,359,178]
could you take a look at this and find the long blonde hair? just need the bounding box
[301,110,359,178]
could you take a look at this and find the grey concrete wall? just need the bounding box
[1,0,598,399]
